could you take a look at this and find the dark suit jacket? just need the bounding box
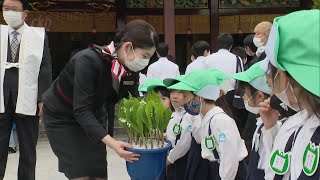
[4,35,52,109]
[43,48,118,143]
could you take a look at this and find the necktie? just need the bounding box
[10,31,19,62]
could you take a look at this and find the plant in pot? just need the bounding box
[118,91,172,180]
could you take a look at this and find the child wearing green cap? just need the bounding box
[138,78,172,109]
[169,70,248,180]
[163,75,201,180]
[229,61,271,179]
[258,10,320,179]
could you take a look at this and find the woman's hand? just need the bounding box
[259,98,280,130]
[112,141,140,163]
[103,135,140,163]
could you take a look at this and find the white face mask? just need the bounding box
[273,71,300,112]
[3,11,23,28]
[253,37,264,48]
[244,93,260,114]
[123,44,150,72]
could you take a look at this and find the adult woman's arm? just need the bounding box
[72,51,140,162]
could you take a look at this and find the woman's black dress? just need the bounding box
[42,45,119,179]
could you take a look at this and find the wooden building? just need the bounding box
[0,0,313,74]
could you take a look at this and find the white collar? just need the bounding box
[305,114,320,129]
[284,109,308,130]
[107,41,116,55]
[158,57,168,61]
[256,117,263,126]
[174,107,186,115]
[202,106,224,125]
[195,56,205,61]
[218,49,230,53]
[8,22,26,36]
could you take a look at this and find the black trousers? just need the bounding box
[0,96,39,180]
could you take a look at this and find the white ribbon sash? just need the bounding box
[0,24,45,115]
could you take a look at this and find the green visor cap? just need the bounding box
[273,10,320,97]
[207,69,228,84]
[168,70,226,101]
[229,62,270,94]
[138,78,166,93]
[163,75,186,87]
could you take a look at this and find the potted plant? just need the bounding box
[118,91,172,180]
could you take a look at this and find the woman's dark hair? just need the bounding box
[269,63,320,118]
[114,19,159,50]
[191,41,210,59]
[204,97,234,119]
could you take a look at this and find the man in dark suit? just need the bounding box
[0,0,52,179]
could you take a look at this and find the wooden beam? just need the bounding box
[218,7,303,16]
[175,9,209,15]
[126,8,163,15]
[164,0,175,56]
[28,1,116,12]
[210,0,219,52]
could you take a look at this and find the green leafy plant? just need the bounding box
[118,91,172,149]
[313,0,320,9]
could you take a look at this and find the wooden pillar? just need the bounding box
[164,0,175,56]
[210,0,219,52]
[116,0,126,30]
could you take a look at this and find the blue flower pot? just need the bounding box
[125,139,172,180]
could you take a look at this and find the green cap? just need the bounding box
[263,10,320,97]
[229,62,270,94]
[207,69,228,85]
[163,75,186,87]
[138,78,166,93]
[168,70,227,100]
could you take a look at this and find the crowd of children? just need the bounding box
[138,10,319,180]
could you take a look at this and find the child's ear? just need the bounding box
[256,91,265,101]
[219,90,224,97]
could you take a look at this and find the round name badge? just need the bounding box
[269,149,290,175]
[173,123,181,135]
[302,142,319,176]
[205,136,216,150]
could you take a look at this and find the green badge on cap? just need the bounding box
[205,136,216,150]
[173,123,181,135]
[269,149,290,175]
[302,142,319,176]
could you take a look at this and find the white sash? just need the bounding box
[0,24,45,115]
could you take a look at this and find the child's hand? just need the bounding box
[259,98,280,130]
